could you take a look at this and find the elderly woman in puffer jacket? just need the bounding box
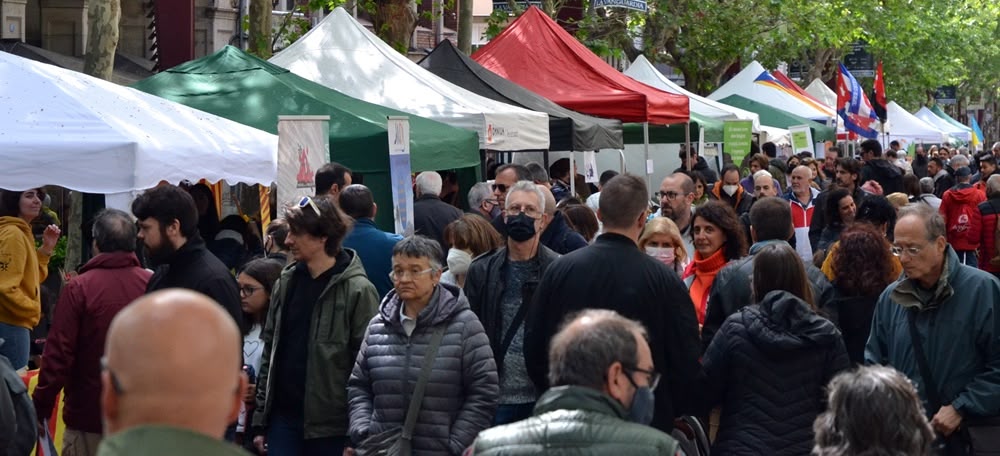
[348,235,499,456]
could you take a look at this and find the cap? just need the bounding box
[955,166,972,177]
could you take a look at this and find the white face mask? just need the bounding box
[447,248,473,275]
[645,246,676,266]
[723,185,739,196]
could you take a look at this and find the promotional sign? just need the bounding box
[388,116,415,236]
[843,41,874,77]
[584,151,598,184]
[789,125,814,155]
[493,0,542,12]
[277,115,330,209]
[935,86,957,105]
[593,0,647,12]
[723,120,753,164]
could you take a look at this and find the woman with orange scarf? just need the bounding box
[682,201,747,327]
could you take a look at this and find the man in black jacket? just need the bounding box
[465,181,559,426]
[702,197,835,351]
[810,158,870,251]
[860,139,904,195]
[131,184,244,333]
[413,171,463,259]
[539,186,587,254]
[524,174,703,433]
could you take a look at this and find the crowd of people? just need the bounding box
[2,142,1000,456]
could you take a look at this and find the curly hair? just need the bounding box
[444,214,503,257]
[825,188,853,227]
[749,153,770,173]
[832,223,895,297]
[692,200,747,261]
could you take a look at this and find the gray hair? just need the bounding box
[988,175,1000,196]
[752,169,773,182]
[391,235,443,270]
[918,177,935,194]
[505,180,546,214]
[525,162,550,185]
[897,203,946,241]
[813,365,934,456]
[949,154,970,168]
[92,208,138,253]
[467,182,493,209]
[415,171,443,197]
[548,309,648,390]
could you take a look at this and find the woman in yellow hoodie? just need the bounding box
[0,188,60,369]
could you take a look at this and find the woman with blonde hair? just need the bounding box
[639,217,689,275]
[442,214,503,287]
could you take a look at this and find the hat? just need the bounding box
[955,166,972,177]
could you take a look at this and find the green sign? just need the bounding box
[791,130,809,150]
[724,120,753,164]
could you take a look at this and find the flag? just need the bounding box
[836,63,880,138]
[971,115,985,150]
[871,61,887,121]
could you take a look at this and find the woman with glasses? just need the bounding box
[703,243,849,455]
[348,235,498,456]
[234,258,284,451]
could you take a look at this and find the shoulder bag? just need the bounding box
[356,325,446,456]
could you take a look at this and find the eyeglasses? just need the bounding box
[654,191,688,200]
[101,357,125,395]
[491,183,508,193]
[622,364,661,390]
[240,286,262,297]
[506,204,542,219]
[389,267,436,282]
[298,196,322,216]
[891,244,926,257]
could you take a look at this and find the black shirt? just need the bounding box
[273,250,351,417]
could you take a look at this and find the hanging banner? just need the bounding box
[789,125,814,155]
[593,0,647,12]
[277,115,330,209]
[584,151,598,184]
[723,120,753,164]
[493,0,542,12]
[388,116,415,237]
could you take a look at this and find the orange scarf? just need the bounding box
[684,248,729,325]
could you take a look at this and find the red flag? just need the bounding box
[872,61,887,120]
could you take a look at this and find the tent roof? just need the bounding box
[133,46,479,175]
[930,105,974,135]
[885,101,948,143]
[0,51,277,193]
[772,71,831,108]
[915,106,971,142]
[418,40,622,151]
[717,95,835,142]
[709,61,835,122]
[268,7,549,151]
[472,7,689,125]
[624,55,760,131]
[0,40,154,85]
[805,79,837,109]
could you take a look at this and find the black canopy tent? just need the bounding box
[419,40,624,153]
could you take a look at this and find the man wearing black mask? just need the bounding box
[465,180,559,426]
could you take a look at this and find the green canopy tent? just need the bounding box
[133,45,480,229]
[717,95,835,142]
[930,105,974,138]
[622,112,724,144]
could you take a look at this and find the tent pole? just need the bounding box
[543,149,550,170]
[685,122,692,171]
[644,122,651,195]
[570,150,576,196]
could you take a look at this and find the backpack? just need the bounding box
[0,341,37,456]
[946,199,976,244]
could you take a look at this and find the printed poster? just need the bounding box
[277,116,330,209]
[388,116,415,236]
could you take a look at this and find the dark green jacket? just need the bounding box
[252,249,379,438]
[96,426,246,456]
[866,246,1000,418]
[470,386,682,455]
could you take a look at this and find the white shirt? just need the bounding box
[400,305,417,337]
[237,323,264,432]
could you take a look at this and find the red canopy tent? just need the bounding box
[472,6,689,125]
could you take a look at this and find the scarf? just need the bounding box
[684,248,729,325]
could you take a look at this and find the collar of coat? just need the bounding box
[533,385,628,420]
[891,245,958,311]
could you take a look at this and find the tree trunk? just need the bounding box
[373,0,418,53]
[249,0,273,58]
[458,0,473,53]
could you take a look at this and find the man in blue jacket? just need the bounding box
[340,185,403,299]
[866,203,1000,451]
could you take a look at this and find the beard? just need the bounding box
[143,232,178,267]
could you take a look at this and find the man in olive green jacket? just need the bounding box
[469,309,683,456]
[252,196,379,455]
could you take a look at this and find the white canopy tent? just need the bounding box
[914,107,971,142]
[883,101,948,145]
[269,7,549,151]
[805,79,837,110]
[708,61,835,123]
[0,51,278,194]
[624,55,761,132]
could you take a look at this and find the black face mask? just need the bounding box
[505,213,537,242]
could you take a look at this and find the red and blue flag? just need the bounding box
[836,63,879,138]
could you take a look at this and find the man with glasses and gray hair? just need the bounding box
[252,195,379,456]
[469,309,683,455]
[866,203,1000,452]
[465,181,560,425]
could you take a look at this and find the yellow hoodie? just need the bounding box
[0,216,50,328]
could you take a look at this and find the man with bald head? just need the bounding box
[97,289,247,456]
[658,173,696,256]
[538,186,588,254]
[785,165,820,262]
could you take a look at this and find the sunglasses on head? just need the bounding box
[298,196,322,216]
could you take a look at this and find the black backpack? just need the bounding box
[0,340,38,456]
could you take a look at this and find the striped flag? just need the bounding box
[836,63,880,138]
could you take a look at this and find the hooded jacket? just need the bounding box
[939,184,986,250]
[0,217,50,329]
[674,156,718,184]
[861,158,904,195]
[866,246,1000,419]
[253,249,379,439]
[348,283,498,455]
[703,290,849,455]
[540,211,588,254]
[978,196,1000,273]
